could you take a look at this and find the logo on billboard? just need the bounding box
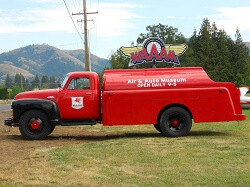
[119,37,187,67]
[71,97,83,109]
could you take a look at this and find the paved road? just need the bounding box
[0,104,11,111]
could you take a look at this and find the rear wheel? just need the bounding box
[160,107,192,137]
[153,124,162,133]
[19,110,52,140]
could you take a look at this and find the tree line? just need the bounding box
[5,74,60,90]
[0,74,60,99]
[108,18,250,87]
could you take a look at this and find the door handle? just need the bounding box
[85,92,92,95]
[47,96,55,99]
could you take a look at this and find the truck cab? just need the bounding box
[57,72,101,121]
[6,72,101,140]
[14,72,101,122]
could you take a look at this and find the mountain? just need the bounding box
[0,44,110,83]
[63,49,110,73]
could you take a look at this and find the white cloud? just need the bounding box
[0,8,73,34]
[94,3,142,37]
[207,6,250,35]
[0,2,143,38]
[27,0,61,4]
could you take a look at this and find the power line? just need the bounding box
[94,0,100,56]
[62,0,84,44]
[72,0,98,71]
[55,42,83,47]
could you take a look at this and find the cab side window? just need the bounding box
[67,78,90,90]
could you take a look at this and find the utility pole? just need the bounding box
[83,0,90,71]
[72,0,98,71]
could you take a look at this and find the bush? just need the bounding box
[0,87,7,100]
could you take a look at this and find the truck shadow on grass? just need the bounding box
[6,130,231,141]
[188,130,230,137]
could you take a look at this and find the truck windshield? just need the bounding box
[61,75,69,88]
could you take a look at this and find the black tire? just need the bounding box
[159,107,192,137]
[153,124,162,133]
[19,110,51,140]
[48,125,56,135]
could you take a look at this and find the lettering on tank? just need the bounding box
[127,78,187,88]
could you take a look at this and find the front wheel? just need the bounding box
[19,110,52,140]
[159,107,192,137]
[48,125,56,135]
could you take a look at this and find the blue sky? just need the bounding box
[0,0,250,59]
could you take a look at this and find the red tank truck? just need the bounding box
[4,67,246,140]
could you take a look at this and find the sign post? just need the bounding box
[7,88,12,100]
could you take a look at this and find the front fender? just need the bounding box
[12,99,60,125]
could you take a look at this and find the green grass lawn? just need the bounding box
[1,110,249,186]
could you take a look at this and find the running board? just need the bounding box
[61,119,97,126]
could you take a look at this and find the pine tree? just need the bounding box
[41,75,49,89]
[210,29,231,82]
[230,28,249,86]
[31,75,40,89]
[186,19,249,86]
[24,78,30,91]
[13,73,26,89]
[41,75,49,85]
[49,76,56,88]
[183,30,198,67]
[5,74,13,88]
[56,79,61,88]
[20,74,25,89]
[14,74,21,87]
[248,56,250,85]
[195,18,217,70]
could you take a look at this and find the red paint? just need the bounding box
[171,119,179,127]
[15,67,246,125]
[74,98,81,103]
[30,121,39,130]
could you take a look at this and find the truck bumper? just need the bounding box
[4,118,14,127]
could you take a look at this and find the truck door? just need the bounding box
[58,76,96,120]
